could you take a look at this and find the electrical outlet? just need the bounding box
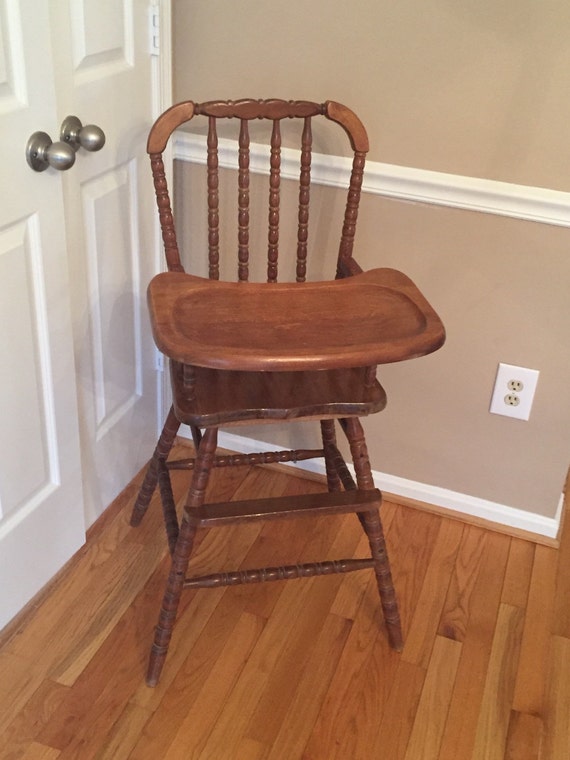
[490,363,539,421]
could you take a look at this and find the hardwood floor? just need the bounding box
[0,441,568,759]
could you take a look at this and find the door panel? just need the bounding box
[82,164,142,437]
[0,219,54,517]
[70,0,133,74]
[0,0,85,630]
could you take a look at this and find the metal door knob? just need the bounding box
[26,131,76,172]
[60,115,106,152]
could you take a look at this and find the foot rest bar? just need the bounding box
[189,488,382,527]
[184,557,376,589]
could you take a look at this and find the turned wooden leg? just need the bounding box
[320,420,342,492]
[146,515,198,687]
[146,427,218,687]
[342,417,403,651]
[130,406,181,527]
[190,424,202,450]
[157,459,179,555]
[359,508,403,651]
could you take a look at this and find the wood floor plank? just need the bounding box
[52,543,153,686]
[402,518,464,668]
[501,538,535,608]
[163,611,266,759]
[5,532,144,679]
[504,711,543,760]
[437,524,489,641]
[437,530,511,760]
[403,635,462,760]
[471,603,525,760]
[0,677,68,760]
[0,652,47,736]
[244,514,368,748]
[542,635,570,760]
[127,552,260,759]
[194,578,324,760]
[381,504,442,633]
[328,531,374,619]
[264,613,352,760]
[18,743,61,759]
[370,658,427,760]
[34,558,171,758]
[90,701,152,760]
[236,477,338,622]
[301,575,400,760]
[330,500,396,621]
[512,544,558,714]
[233,737,268,760]
[552,501,570,638]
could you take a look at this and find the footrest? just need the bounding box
[189,488,382,527]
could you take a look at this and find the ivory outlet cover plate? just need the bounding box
[490,363,539,421]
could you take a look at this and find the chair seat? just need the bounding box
[148,267,446,373]
[171,363,387,427]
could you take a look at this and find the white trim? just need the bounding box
[173,131,570,228]
[152,0,173,119]
[195,429,562,540]
[152,0,173,433]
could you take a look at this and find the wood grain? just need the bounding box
[543,635,570,760]
[0,455,568,760]
[471,604,525,760]
[504,711,543,760]
[437,530,511,760]
[512,544,558,714]
[437,524,488,641]
[501,538,535,608]
[404,635,462,760]
[403,519,464,668]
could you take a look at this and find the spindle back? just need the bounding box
[147,99,369,282]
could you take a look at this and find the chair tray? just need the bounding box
[148,267,446,372]
[171,364,387,427]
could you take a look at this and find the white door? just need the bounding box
[0,0,169,630]
[49,0,166,526]
[0,0,85,630]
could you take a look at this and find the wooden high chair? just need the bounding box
[130,99,445,686]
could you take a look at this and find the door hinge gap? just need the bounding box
[149,5,160,56]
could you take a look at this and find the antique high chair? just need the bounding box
[130,99,445,686]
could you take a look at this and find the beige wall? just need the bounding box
[174,0,570,191]
[171,0,570,520]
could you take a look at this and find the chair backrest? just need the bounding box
[147,99,369,283]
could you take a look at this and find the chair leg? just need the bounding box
[320,420,342,492]
[146,426,218,687]
[342,417,403,651]
[130,406,181,527]
[190,424,203,450]
[157,459,179,555]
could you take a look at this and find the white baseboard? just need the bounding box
[173,131,570,228]
[177,427,562,541]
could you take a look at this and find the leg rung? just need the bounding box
[167,448,324,470]
[183,557,376,589]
